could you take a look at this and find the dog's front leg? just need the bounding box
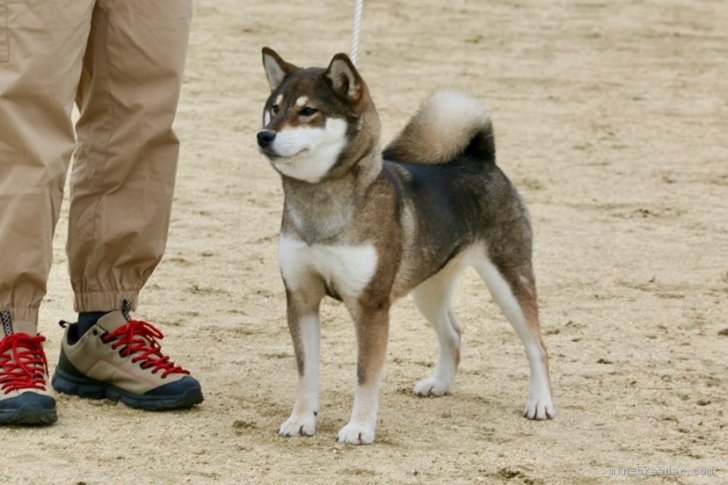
[279,284,324,438]
[337,302,390,445]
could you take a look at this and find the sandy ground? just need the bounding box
[2,0,727,483]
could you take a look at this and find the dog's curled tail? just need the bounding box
[383,90,495,165]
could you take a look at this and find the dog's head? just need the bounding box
[257,48,379,184]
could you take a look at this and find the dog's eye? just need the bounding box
[299,107,318,118]
[270,105,280,116]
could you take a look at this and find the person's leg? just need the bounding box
[0,0,95,424]
[52,0,202,410]
[67,0,193,315]
[0,0,95,332]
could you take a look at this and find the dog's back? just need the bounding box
[382,91,532,295]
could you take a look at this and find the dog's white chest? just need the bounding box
[278,235,378,298]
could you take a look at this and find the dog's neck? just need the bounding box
[281,148,382,243]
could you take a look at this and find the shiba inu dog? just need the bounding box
[257,47,555,445]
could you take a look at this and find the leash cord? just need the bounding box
[350,0,364,65]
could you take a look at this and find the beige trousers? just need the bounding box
[0,0,193,333]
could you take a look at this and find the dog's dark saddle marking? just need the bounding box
[381,150,522,288]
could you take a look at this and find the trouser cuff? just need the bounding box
[0,307,39,335]
[74,291,139,313]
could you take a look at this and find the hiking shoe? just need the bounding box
[51,311,203,410]
[0,333,57,425]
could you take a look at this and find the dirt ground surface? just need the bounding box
[3,0,727,483]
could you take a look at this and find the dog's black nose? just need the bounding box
[257,130,276,148]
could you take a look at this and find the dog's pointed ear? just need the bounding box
[324,53,363,101]
[262,47,297,92]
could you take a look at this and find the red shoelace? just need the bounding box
[0,334,49,394]
[101,320,190,379]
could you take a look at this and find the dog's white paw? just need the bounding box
[337,422,375,445]
[414,376,452,397]
[523,394,555,420]
[279,413,317,437]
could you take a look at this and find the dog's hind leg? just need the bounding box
[474,254,555,420]
[411,261,463,397]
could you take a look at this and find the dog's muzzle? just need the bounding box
[257,130,276,149]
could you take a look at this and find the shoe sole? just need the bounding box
[0,404,57,425]
[51,368,203,411]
